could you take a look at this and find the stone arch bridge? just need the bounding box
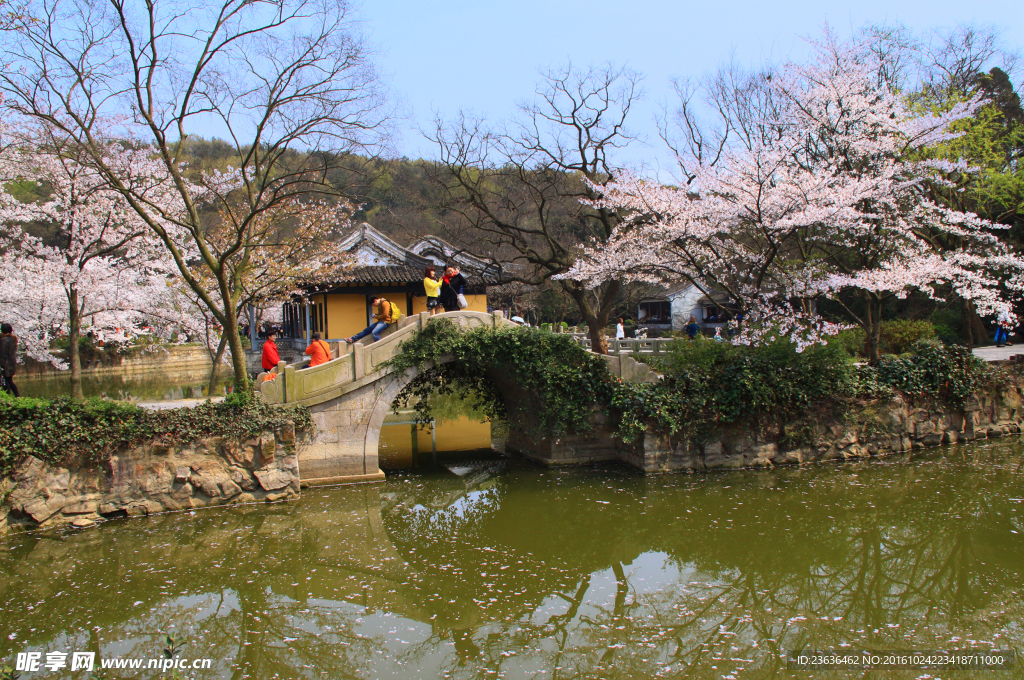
[258,311,657,486]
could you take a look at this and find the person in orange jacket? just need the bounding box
[304,332,331,367]
[261,329,281,371]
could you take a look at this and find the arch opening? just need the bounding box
[371,363,510,471]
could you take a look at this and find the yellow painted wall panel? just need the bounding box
[464,294,488,312]
[411,293,488,314]
[325,294,368,340]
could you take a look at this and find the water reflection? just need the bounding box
[1,442,1022,678]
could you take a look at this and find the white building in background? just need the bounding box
[638,284,732,333]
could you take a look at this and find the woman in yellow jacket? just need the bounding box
[423,266,442,315]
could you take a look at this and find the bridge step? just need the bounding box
[300,471,386,488]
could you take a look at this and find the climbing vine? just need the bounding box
[383,319,614,436]
[384,322,1013,448]
[0,391,312,481]
[858,342,1006,407]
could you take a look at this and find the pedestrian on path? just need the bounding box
[686,316,700,340]
[346,296,397,344]
[996,310,1014,347]
[615,318,625,339]
[261,329,281,371]
[304,332,332,367]
[0,323,19,398]
[423,266,442,316]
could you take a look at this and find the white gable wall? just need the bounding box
[667,285,705,331]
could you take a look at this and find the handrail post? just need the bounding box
[283,362,297,402]
[276,361,287,402]
[353,342,365,380]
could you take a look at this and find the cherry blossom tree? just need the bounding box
[184,196,357,393]
[0,252,68,365]
[565,32,1024,362]
[2,0,391,387]
[0,131,180,397]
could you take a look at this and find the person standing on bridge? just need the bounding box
[995,310,1014,348]
[440,267,467,312]
[304,332,332,367]
[423,266,442,316]
[261,329,280,372]
[345,296,397,344]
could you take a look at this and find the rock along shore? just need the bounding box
[1,423,301,534]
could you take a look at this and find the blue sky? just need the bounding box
[359,0,1023,171]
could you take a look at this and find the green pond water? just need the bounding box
[2,441,1024,679]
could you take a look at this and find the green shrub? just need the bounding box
[832,327,867,358]
[880,319,936,355]
[858,342,998,406]
[0,393,311,481]
[930,308,964,344]
[615,337,856,442]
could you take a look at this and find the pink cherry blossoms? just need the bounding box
[564,32,1024,357]
[0,127,185,378]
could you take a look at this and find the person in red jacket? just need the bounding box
[261,330,281,371]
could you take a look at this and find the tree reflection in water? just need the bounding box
[1,442,1022,678]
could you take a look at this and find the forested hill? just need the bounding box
[177,138,448,245]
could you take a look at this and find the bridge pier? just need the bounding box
[300,380,388,486]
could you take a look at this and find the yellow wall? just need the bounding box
[378,416,493,469]
[411,293,487,314]
[464,294,487,312]
[326,290,487,339]
[325,294,369,340]
[325,291,414,338]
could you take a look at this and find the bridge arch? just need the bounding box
[258,310,658,486]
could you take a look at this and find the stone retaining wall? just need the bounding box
[511,384,1024,473]
[19,344,216,377]
[0,423,302,534]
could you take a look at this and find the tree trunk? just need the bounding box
[587,316,610,355]
[970,308,990,347]
[565,281,619,355]
[67,286,83,399]
[207,332,228,396]
[863,293,882,365]
[962,298,975,349]
[223,313,249,390]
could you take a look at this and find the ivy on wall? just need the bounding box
[384,322,1013,447]
[383,319,614,436]
[0,392,312,481]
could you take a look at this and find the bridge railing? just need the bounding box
[564,336,674,356]
[258,310,516,405]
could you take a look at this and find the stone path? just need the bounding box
[136,396,225,411]
[973,344,1023,362]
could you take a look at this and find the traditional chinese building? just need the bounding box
[279,224,503,344]
[638,284,734,334]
